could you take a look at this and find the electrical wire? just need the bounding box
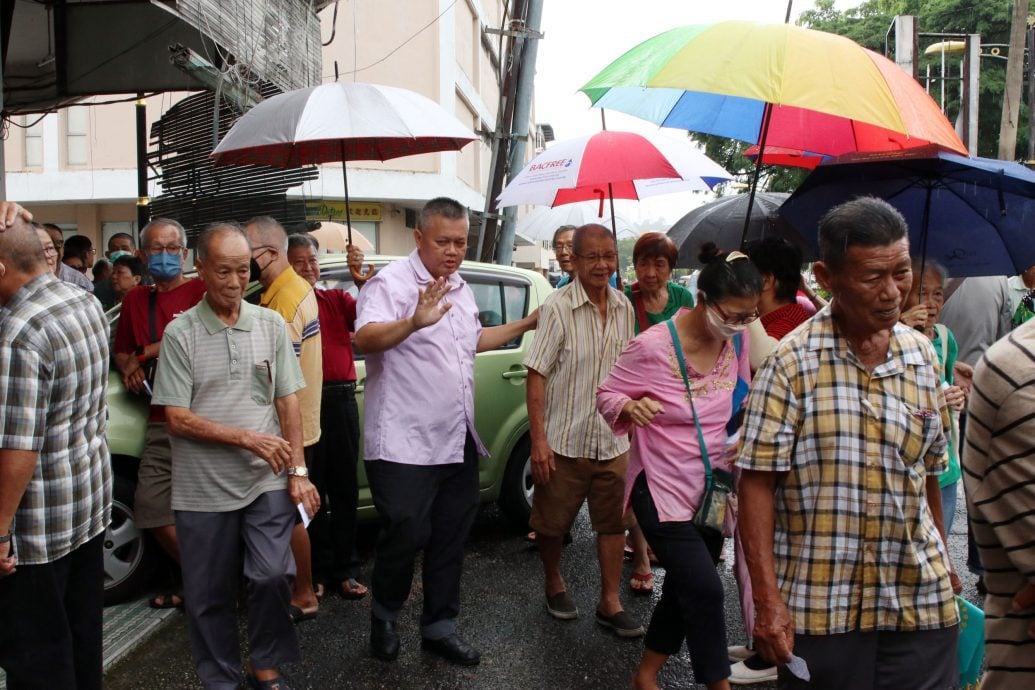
[322,0,339,46]
[344,0,459,76]
[6,113,48,128]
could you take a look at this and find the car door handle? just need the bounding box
[502,369,528,380]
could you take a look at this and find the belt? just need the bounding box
[323,380,356,391]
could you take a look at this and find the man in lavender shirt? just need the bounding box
[355,197,537,666]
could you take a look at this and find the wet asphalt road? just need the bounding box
[105,491,981,689]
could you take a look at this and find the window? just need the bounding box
[24,117,44,167]
[468,276,530,349]
[66,106,89,166]
[350,220,378,253]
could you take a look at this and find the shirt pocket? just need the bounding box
[893,400,939,467]
[251,361,274,405]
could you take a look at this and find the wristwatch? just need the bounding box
[286,466,309,478]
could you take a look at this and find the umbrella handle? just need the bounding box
[351,263,376,284]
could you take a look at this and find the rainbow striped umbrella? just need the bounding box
[580,21,966,158]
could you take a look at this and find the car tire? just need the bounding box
[499,435,534,529]
[103,474,158,606]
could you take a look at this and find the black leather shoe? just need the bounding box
[370,615,400,661]
[421,633,481,666]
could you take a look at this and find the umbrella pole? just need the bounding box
[917,184,933,307]
[739,102,774,250]
[608,181,622,290]
[340,141,354,246]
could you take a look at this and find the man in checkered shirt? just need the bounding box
[737,197,959,690]
[0,212,112,689]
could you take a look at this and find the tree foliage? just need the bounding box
[799,0,1018,159]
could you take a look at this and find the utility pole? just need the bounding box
[476,0,526,263]
[495,0,543,267]
[999,0,1029,160]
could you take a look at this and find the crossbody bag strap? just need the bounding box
[666,319,713,489]
[631,284,650,333]
[148,288,159,344]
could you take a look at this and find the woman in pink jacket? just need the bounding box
[598,250,761,690]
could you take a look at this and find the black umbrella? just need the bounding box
[667,192,815,269]
[780,146,1035,277]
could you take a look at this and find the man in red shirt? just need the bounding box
[113,217,205,609]
[286,233,370,602]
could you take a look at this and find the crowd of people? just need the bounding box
[0,194,1032,690]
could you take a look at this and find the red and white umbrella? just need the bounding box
[495,130,731,212]
[212,81,478,279]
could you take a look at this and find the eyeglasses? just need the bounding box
[552,241,573,252]
[711,301,759,326]
[146,244,184,255]
[42,245,58,256]
[576,252,618,264]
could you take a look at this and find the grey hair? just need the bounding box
[0,217,45,272]
[288,233,320,252]
[572,223,614,255]
[245,215,289,253]
[420,197,467,230]
[911,258,948,288]
[818,197,908,270]
[140,218,187,249]
[196,221,246,261]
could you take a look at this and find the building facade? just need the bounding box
[4,0,525,262]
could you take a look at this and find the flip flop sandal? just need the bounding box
[629,571,654,596]
[288,604,318,623]
[149,591,184,610]
[339,578,368,600]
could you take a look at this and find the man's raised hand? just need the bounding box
[411,277,453,330]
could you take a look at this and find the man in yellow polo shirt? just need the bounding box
[246,216,323,622]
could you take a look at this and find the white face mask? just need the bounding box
[704,304,748,340]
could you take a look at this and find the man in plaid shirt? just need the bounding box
[0,212,112,689]
[737,198,958,690]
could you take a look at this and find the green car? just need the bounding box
[103,255,550,603]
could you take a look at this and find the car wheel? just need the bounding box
[499,435,533,528]
[103,474,158,605]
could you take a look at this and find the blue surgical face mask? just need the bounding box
[147,252,182,281]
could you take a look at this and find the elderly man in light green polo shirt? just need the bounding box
[152,222,320,690]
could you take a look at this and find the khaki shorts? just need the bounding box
[530,452,628,536]
[133,423,174,529]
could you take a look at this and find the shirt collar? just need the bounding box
[4,272,56,313]
[259,267,300,307]
[198,295,255,334]
[406,249,466,289]
[568,276,625,311]
[807,306,927,375]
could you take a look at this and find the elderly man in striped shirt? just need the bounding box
[524,223,643,638]
[737,198,959,690]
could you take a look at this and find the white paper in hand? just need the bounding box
[297,502,312,528]
[785,654,810,681]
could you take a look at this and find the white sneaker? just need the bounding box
[729,659,778,685]
[727,644,753,661]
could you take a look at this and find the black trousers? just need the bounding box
[365,432,479,640]
[0,533,104,690]
[630,472,730,685]
[310,382,362,583]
